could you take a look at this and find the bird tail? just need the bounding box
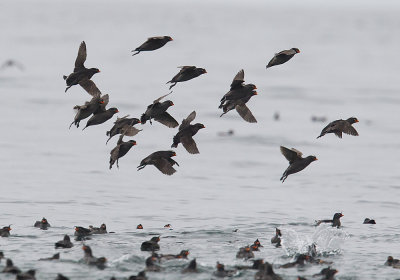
[106,137,112,145]
[63,75,67,80]
[168,83,177,90]
[137,164,145,171]
[316,134,323,139]
[69,121,75,129]
[82,125,88,131]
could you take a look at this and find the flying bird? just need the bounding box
[280,146,317,182]
[109,134,137,169]
[167,66,207,90]
[266,48,300,68]
[317,117,359,139]
[137,151,179,175]
[106,115,141,144]
[69,94,107,129]
[63,41,100,92]
[171,111,205,154]
[131,36,173,56]
[141,93,178,128]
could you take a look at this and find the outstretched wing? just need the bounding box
[280,146,303,164]
[154,158,177,175]
[121,126,142,136]
[181,135,200,154]
[230,69,244,90]
[235,104,257,123]
[154,112,179,128]
[74,41,87,71]
[153,92,172,104]
[341,122,359,136]
[179,111,196,130]
[79,79,101,97]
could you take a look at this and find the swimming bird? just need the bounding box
[39,253,60,261]
[55,235,73,249]
[236,246,255,259]
[280,146,317,182]
[280,254,309,268]
[2,259,21,274]
[266,48,300,68]
[34,217,51,230]
[213,262,237,278]
[137,151,179,175]
[0,225,11,237]
[363,218,376,224]
[141,93,178,128]
[315,213,344,228]
[182,259,198,273]
[128,271,148,280]
[137,224,143,229]
[16,269,36,280]
[313,267,338,280]
[141,236,160,251]
[236,259,265,270]
[167,66,207,90]
[171,111,205,154]
[317,117,359,139]
[271,228,282,247]
[145,256,162,271]
[74,226,92,240]
[82,245,107,269]
[385,256,400,266]
[89,223,107,234]
[109,134,137,169]
[106,115,141,144]
[69,94,107,129]
[219,69,257,108]
[160,250,189,260]
[63,41,100,92]
[131,36,173,56]
[255,262,282,280]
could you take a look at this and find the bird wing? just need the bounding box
[235,104,257,123]
[153,92,172,104]
[230,69,245,90]
[154,158,177,175]
[121,126,142,136]
[181,135,200,154]
[154,112,179,128]
[114,115,129,124]
[177,66,196,70]
[179,111,196,130]
[117,134,124,145]
[276,49,294,56]
[341,122,359,136]
[110,144,120,161]
[79,79,101,97]
[148,36,164,40]
[280,146,303,163]
[74,41,87,71]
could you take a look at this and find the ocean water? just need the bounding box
[1,0,400,279]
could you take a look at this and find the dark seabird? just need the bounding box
[313,267,338,280]
[63,41,100,92]
[0,251,4,261]
[0,225,11,237]
[145,256,162,272]
[141,236,160,251]
[82,107,119,130]
[69,94,107,129]
[141,93,178,128]
[315,213,344,228]
[317,117,359,139]
[219,69,257,108]
[220,90,258,123]
[271,228,282,247]
[106,115,141,144]
[39,253,60,261]
[280,254,309,268]
[82,245,107,269]
[280,146,317,182]
[74,226,92,240]
[266,48,300,68]
[132,36,173,56]
[128,271,148,280]
[16,269,36,280]
[137,151,179,175]
[34,217,51,230]
[236,246,255,259]
[363,218,376,224]
[55,274,70,280]
[137,224,143,229]
[171,111,205,154]
[55,235,73,249]
[109,134,137,169]
[160,250,189,260]
[213,262,236,278]
[182,259,198,273]
[2,259,21,274]
[167,66,207,90]
[89,223,107,234]
[385,256,400,266]
[236,259,264,270]
[255,262,282,280]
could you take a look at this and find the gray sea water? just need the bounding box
[1,0,400,279]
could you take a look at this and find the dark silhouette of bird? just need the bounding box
[145,255,162,272]
[182,259,198,273]
[213,262,237,278]
[82,104,119,130]
[63,41,100,92]
[0,225,11,237]
[2,259,21,274]
[132,36,173,56]
[74,226,92,241]
[235,259,265,270]
[280,254,309,268]
[55,235,73,249]
[160,250,189,260]
[137,151,179,175]
[255,262,282,280]
[141,236,160,251]
[137,224,143,229]
[34,217,50,230]
[39,253,60,261]
[82,245,107,269]
[16,269,36,280]
[317,117,359,139]
[280,146,317,182]
[109,134,137,169]
[141,93,178,128]
[385,256,400,266]
[167,66,207,90]
[236,246,255,259]
[55,274,70,280]
[313,267,338,280]
[363,218,376,224]
[89,223,107,234]
[315,213,344,228]
[106,115,141,144]
[171,111,205,154]
[271,228,282,247]
[128,271,147,280]
[266,48,300,68]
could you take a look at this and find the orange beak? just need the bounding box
[297,49,301,53]
[355,119,359,123]
[171,102,174,106]
[116,110,119,113]
[138,120,141,123]
[100,101,104,104]
[133,142,137,146]
[254,91,258,95]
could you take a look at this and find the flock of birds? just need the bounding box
[62,37,359,180]
[1,34,392,280]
